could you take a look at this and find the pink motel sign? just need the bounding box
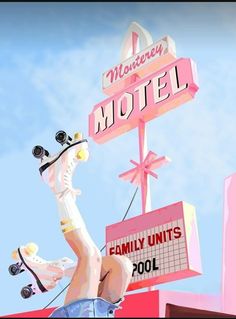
[106,201,202,291]
[89,57,199,144]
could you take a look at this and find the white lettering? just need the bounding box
[94,101,114,134]
[117,93,134,119]
[134,80,151,111]
[169,66,188,95]
[152,72,170,104]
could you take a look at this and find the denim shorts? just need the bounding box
[49,297,122,318]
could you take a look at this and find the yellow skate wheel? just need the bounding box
[25,243,38,256]
[76,149,89,161]
[11,250,18,260]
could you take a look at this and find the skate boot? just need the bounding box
[32,130,89,198]
[9,242,74,299]
[49,297,123,318]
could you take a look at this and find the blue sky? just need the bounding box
[1,1,236,316]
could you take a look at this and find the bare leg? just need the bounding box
[98,255,133,303]
[64,227,102,304]
[64,254,133,304]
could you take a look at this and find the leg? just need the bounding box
[36,131,131,317]
[64,254,134,302]
[64,227,102,304]
[52,254,133,317]
[39,132,102,304]
[98,255,133,303]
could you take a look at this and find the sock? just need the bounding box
[56,190,86,234]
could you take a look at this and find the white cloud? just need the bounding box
[22,35,120,131]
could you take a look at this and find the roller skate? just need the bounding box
[9,242,74,299]
[32,130,89,198]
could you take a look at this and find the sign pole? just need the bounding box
[138,119,150,215]
[138,120,155,292]
[131,31,151,215]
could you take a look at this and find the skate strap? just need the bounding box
[39,139,88,175]
[17,248,48,293]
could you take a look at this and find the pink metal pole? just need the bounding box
[131,34,154,291]
[138,119,154,292]
[138,119,150,215]
[132,32,138,56]
[118,30,169,293]
[131,31,151,215]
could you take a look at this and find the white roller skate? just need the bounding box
[32,130,89,198]
[9,242,75,299]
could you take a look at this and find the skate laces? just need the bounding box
[64,157,80,192]
[51,141,86,197]
[21,248,63,272]
[18,247,44,264]
[28,255,45,264]
[22,251,50,269]
[56,187,81,202]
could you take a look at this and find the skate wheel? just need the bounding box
[21,285,34,299]
[8,263,21,276]
[25,243,38,256]
[74,132,83,141]
[11,250,18,260]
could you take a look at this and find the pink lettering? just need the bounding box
[135,55,141,67]
[140,54,146,64]
[150,47,156,58]
[156,44,163,56]
[104,41,169,91]
[124,65,130,75]
[106,64,122,84]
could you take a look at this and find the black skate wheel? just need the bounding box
[32,145,49,159]
[55,130,72,145]
[8,263,21,276]
[21,286,34,299]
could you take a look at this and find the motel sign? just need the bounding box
[89,22,201,290]
[89,58,198,144]
[106,202,201,290]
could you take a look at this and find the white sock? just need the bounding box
[56,190,86,234]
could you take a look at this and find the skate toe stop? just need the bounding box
[11,250,18,260]
[25,242,39,256]
[76,149,89,161]
[74,132,83,141]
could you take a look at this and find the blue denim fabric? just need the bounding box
[49,297,121,318]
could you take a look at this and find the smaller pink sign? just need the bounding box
[106,201,202,291]
[89,58,199,144]
[103,36,176,96]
